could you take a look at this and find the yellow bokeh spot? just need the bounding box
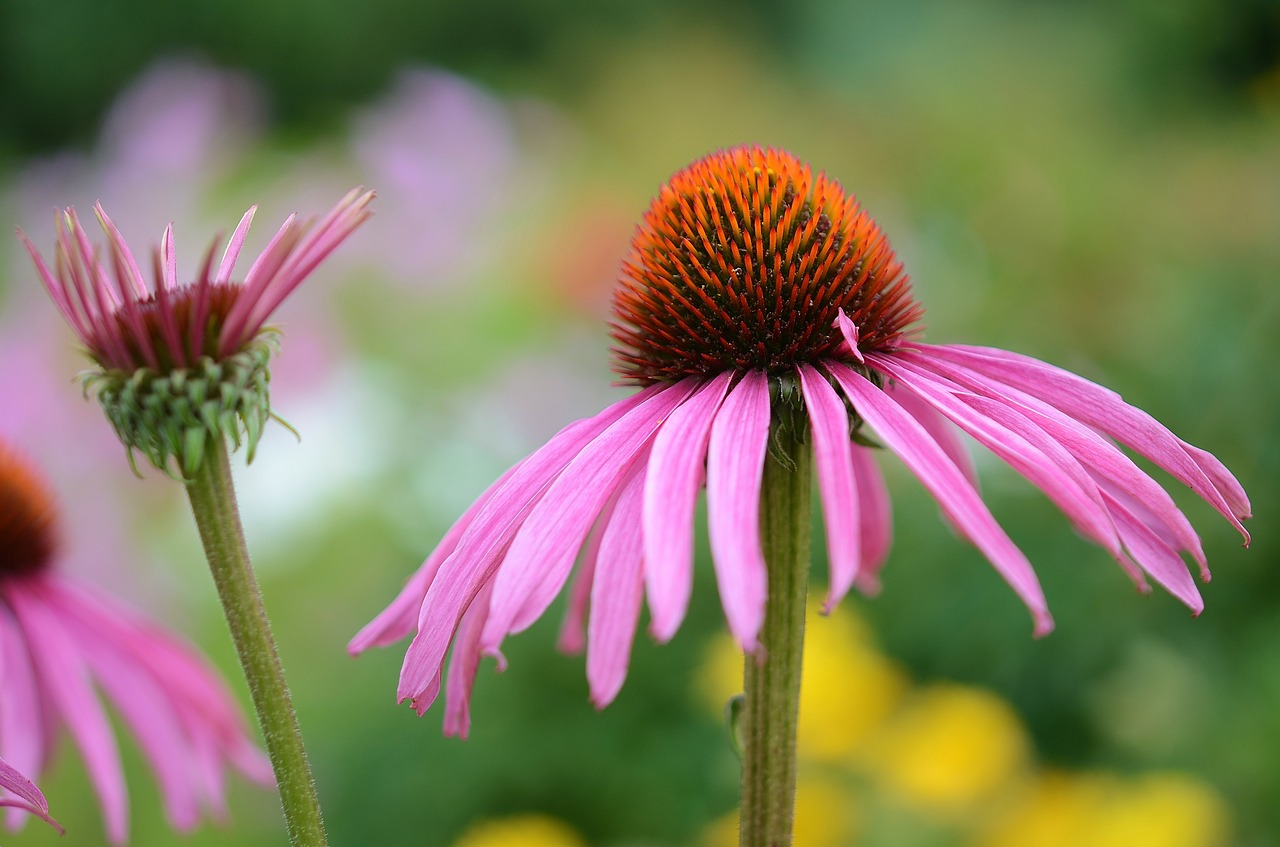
[701,774,858,847]
[865,683,1030,815]
[450,814,588,847]
[696,602,908,762]
[982,771,1231,847]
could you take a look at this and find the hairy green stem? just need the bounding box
[740,422,812,847]
[186,438,327,847]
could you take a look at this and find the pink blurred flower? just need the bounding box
[345,68,534,290]
[0,440,273,843]
[352,147,1250,735]
[0,755,60,834]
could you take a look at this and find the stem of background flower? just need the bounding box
[186,437,328,847]
[739,421,812,847]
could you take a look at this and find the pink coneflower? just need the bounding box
[0,756,60,834]
[0,440,273,843]
[351,146,1250,734]
[16,188,373,475]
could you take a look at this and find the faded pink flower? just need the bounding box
[351,147,1250,736]
[0,755,60,834]
[0,439,273,843]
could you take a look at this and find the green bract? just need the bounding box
[85,335,277,479]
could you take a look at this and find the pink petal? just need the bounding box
[215,205,258,284]
[587,461,648,707]
[897,349,1208,571]
[5,579,130,844]
[349,463,519,654]
[642,372,733,642]
[397,386,660,710]
[797,364,862,611]
[1102,491,1203,613]
[849,445,893,594]
[827,363,1054,636]
[706,370,773,651]
[923,343,1251,541]
[482,380,697,649]
[0,607,45,796]
[0,756,59,833]
[442,580,495,739]
[877,356,1124,558]
[890,381,977,486]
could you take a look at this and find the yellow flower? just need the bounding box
[451,814,588,847]
[697,602,907,762]
[864,683,1030,816]
[982,771,1231,847]
[701,774,858,847]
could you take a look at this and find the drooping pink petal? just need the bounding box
[442,580,495,740]
[1102,491,1203,613]
[922,343,1251,542]
[827,363,1054,636]
[587,461,648,707]
[5,579,130,844]
[349,463,520,654]
[706,370,773,651]
[797,364,862,611]
[0,608,45,798]
[397,386,661,710]
[642,371,733,642]
[0,756,60,833]
[14,228,90,341]
[898,349,1209,571]
[559,471,630,655]
[849,445,893,594]
[482,380,697,650]
[877,356,1125,559]
[889,381,977,486]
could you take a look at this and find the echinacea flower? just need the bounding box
[352,146,1250,735]
[0,755,61,834]
[16,188,374,475]
[0,440,273,842]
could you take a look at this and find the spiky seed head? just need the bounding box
[610,146,922,385]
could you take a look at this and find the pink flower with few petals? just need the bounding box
[0,440,273,843]
[351,146,1251,736]
[0,755,61,834]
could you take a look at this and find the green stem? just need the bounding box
[740,422,812,847]
[185,437,327,847]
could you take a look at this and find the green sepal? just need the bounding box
[84,336,277,480]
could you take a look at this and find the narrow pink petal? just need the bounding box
[587,462,648,707]
[57,594,202,830]
[482,380,697,649]
[556,538,597,655]
[0,756,60,833]
[706,370,773,651]
[397,386,660,709]
[797,364,861,611]
[16,227,91,341]
[642,371,733,642]
[877,356,1124,557]
[218,215,302,352]
[849,445,892,594]
[890,382,977,486]
[216,206,258,284]
[923,343,1251,541]
[828,364,1054,636]
[0,607,45,789]
[895,349,1208,567]
[442,580,495,739]
[5,579,129,843]
[1103,492,1203,613]
[835,308,866,363]
[349,463,520,654]
[92,203,148,298]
